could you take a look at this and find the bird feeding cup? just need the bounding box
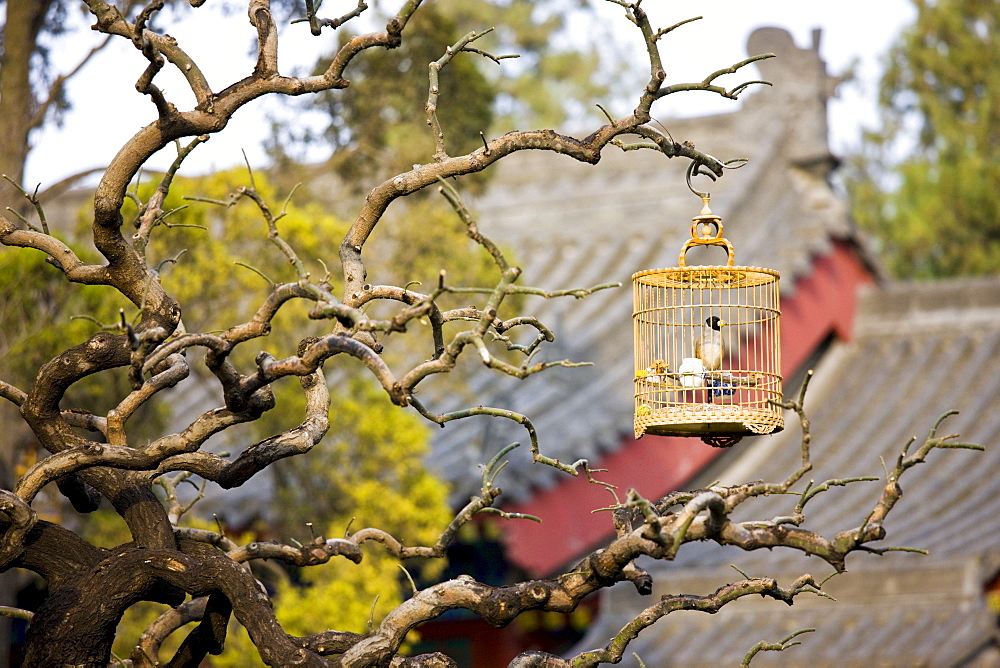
[678,357,706,388]
[632,190,783,447]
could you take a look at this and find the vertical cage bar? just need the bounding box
[632,265,782,440]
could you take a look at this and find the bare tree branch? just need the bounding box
[0,2,982,665]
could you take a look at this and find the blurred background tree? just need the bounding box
[55,167,456,664]
[845,0,999,278]
[0,0,71,210]
[266,0,620,192]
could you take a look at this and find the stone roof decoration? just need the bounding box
[576,277,1000,665]
[424,27,865,502]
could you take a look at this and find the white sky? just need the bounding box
[23,1,915,189]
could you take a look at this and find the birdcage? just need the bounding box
[632,196,782,446]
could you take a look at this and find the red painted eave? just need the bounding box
[501,240,875,577]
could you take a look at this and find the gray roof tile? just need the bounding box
[577,277,1000,664]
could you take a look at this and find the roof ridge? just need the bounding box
[856,277,1000,338]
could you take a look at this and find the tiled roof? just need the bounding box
[424,28,870,502]
[575,277,1000,665]
[588,559,996,667]
[666,277,1000,570]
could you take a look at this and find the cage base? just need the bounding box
[641,421,783,437]
[635,405,783,439]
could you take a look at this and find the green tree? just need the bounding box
[270,0,616,190]
[213,377,451,667]
[0,0,66,209]
[0,0,141,210]
[846,0,999,278]
[292,4,495,187]
[38,167,455,663]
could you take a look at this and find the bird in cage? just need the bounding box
[695,316,734,400]
[694,316,726,371]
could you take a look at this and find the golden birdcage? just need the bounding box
[632,196,782,447]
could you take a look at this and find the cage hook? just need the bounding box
[685,160,718,199]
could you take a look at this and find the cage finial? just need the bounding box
[678,195,735,267]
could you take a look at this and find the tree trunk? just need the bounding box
[0,0,52,213]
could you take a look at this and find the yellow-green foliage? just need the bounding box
[120,168,349,338]
[212,377,451,667]
[7,165,486,663]
[0,246,129,384]
[271,375,450,538]
[100,170,453,663]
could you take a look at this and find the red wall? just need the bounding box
[501,240,875,576]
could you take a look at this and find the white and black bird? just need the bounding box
[694,316,727,371]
